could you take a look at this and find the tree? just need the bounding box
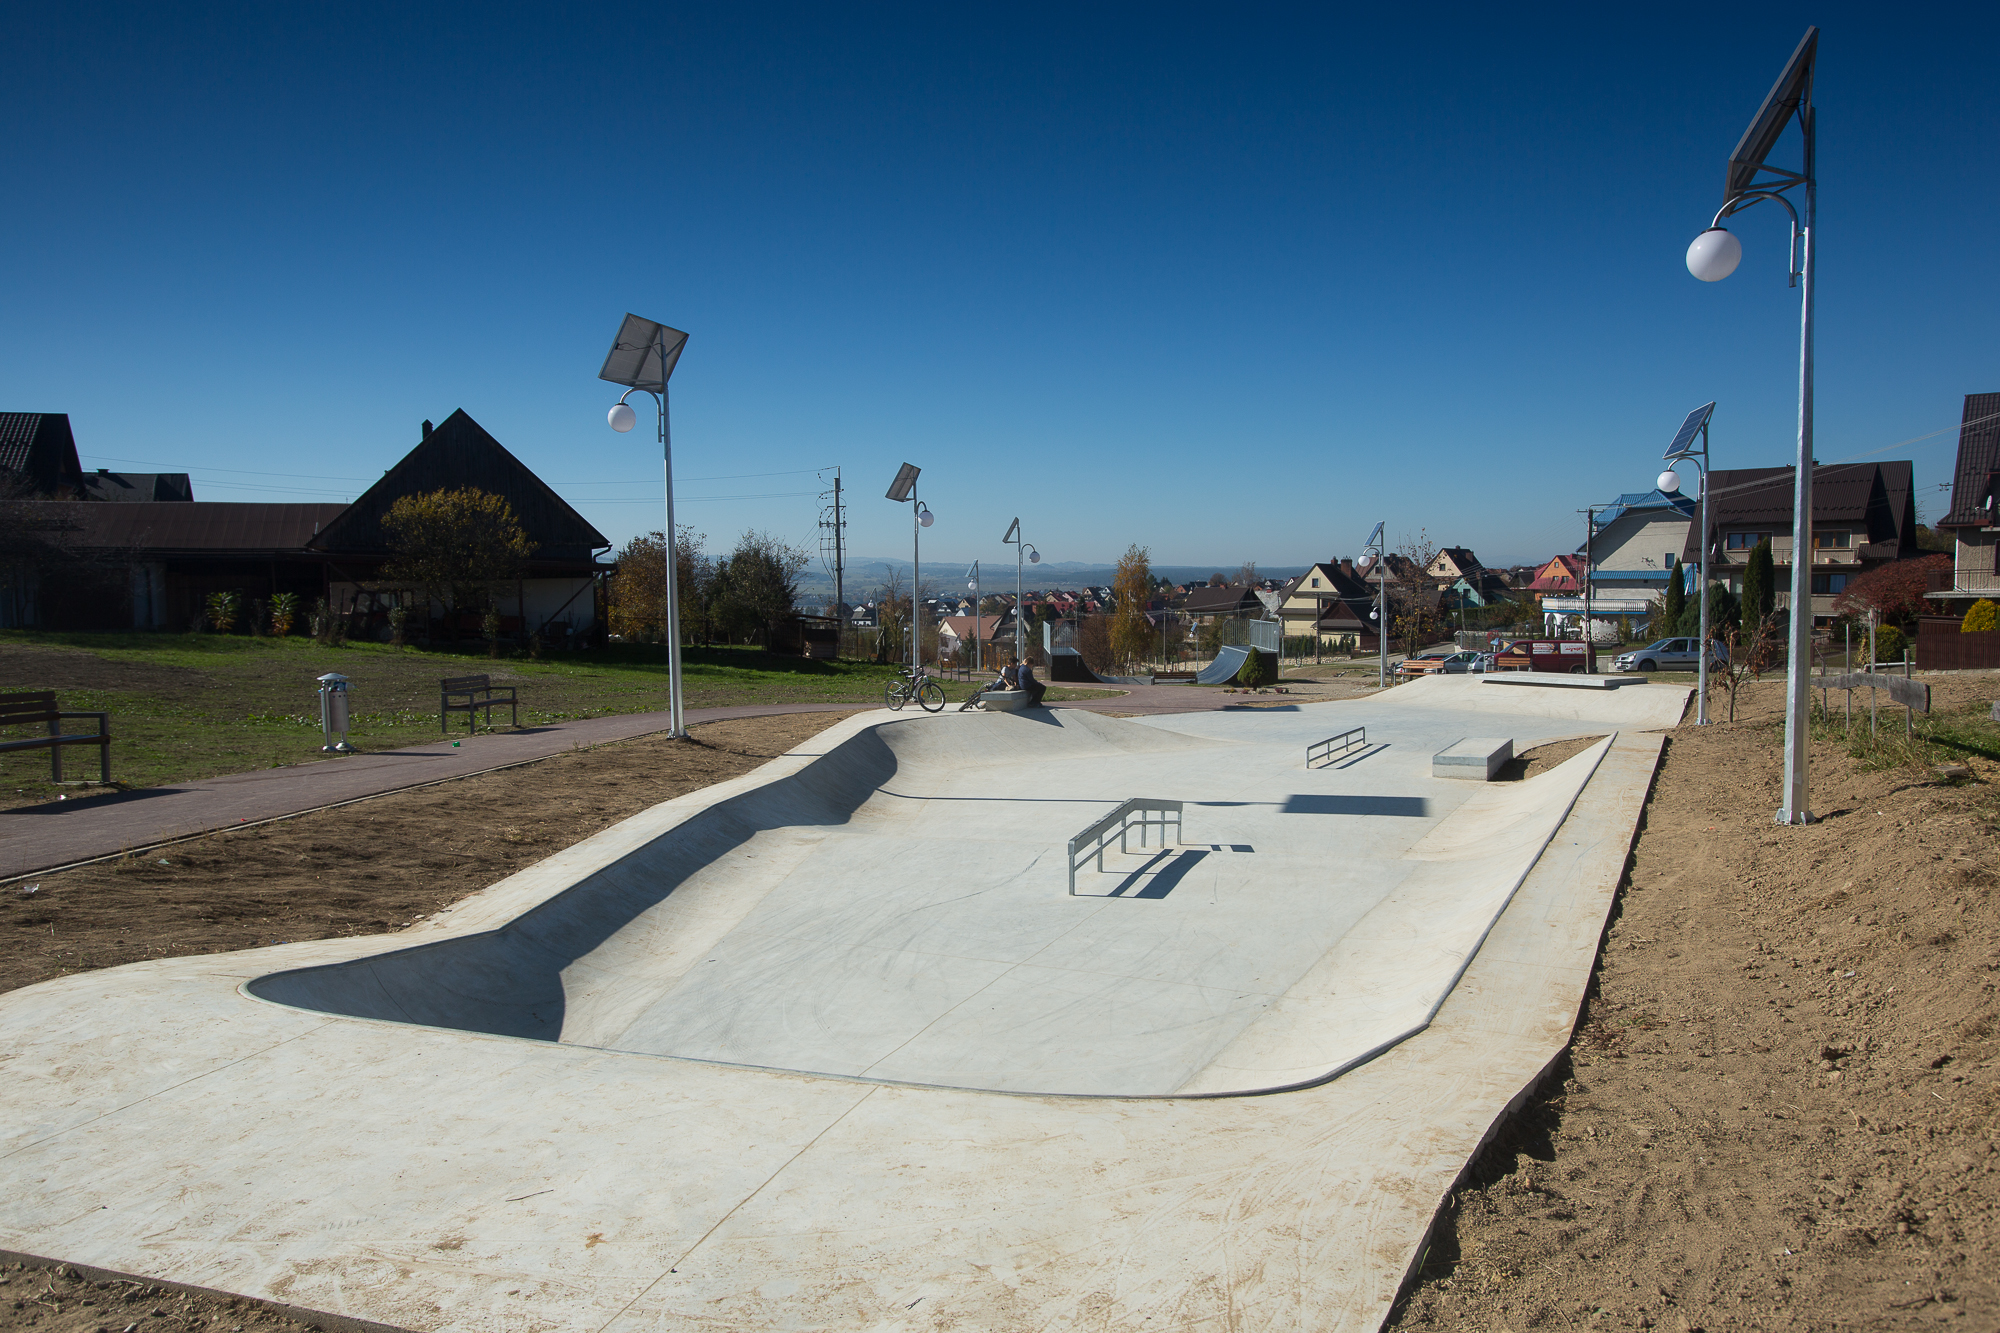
[1392,528,1444,655]
[1207,572,1227,587]
[711,530,811,644]
[607,526,710,643]
[1739,538,1776,637]
[1235,560,1258,586]
[382,488,535,621]
[1660,566,1686,636]
[1110,544,1153,669]
[1963,598,1999,633]
[1675,582,1735,639]
[1832,554,1949,629]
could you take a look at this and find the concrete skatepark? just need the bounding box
[0,674,1689,1331]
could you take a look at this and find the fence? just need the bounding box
[1067,799,1184,894]
[1914,619,2000,671]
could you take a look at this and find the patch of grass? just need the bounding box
[1807,692,2000,774]
[0,631,1112,798]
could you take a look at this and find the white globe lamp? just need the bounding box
[918,510,934,528]
[607,402,637,433]
[1657,469,1683,494]
[1028,550,1040,564]
[1686,227,1743,282]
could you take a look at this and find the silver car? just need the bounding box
[1611,637,1726,673]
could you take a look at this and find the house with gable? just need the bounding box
[7,409,613,637]
[1934,391,2000,605]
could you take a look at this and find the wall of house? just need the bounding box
[1590,514,1691,587]
[1954,530,2000,597]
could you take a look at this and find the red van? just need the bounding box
[1494,639,1597,673]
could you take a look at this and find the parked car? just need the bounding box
[1394,650,1453,678]
[1610,637,1727,673]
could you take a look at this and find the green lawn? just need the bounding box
[0,631,1102,799]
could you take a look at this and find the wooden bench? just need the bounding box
[439,675,519,734]
[0,691,112,785]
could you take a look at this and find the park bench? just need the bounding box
[439,674,519,734]
[0,691,112,785]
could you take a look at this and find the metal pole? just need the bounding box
[1844,622,1851,737]
[832,471,844,638]
[1016,539,1024,663]
[972,561,981,675]
[1777,153,1817,823]
[1377,532,1387,689]
[658,383,686,739]
[1696,424,1711,724]
[911,484,921,680]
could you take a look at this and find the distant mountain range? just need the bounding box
[796,557,1315,601]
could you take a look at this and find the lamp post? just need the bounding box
[966,561,981,674]
[1002,518,1039,664]
[1686,26,1817,824]
[1360,521,1387,688]
[886,464,931,679]
[601,313,691,739]
[1657,402,1717,725]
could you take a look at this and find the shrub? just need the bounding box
[1236,649,1273,687]
[1962,599,1998,633]
[1868,624,1906,665]
[270,592,299,637]
[205,590,241,633]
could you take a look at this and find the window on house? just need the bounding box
[1726,532,1769,551]
[1812,531,1851,549]
[1310,577,1321,588]
[1811,573,1848,595]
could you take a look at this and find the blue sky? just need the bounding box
[6,3,1996,577]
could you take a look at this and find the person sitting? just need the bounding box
[1016,658,1046,706]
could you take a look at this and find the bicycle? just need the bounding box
[884,666,946,713]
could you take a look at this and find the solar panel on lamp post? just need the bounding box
[1686,26,1817,824]
[1658,402,1717,725]
[1002,519,1039,666]
[600,313,691,738]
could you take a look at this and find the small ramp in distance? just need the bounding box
[1195,643,1257,685]
[1042,622,1151,685]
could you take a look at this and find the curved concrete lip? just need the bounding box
[0,674,1688,1333]
[243,701,1614,1098]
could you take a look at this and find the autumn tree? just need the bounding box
[1110,544,1153,669]
[382,488,535,620]
[1832,554,1949,630]
[1962,598,1999,633]
[607,525,710,643]
[1392,528,1444,655]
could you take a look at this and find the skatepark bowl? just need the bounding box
[0,674,1691,1332]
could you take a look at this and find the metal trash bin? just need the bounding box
[317,673,355,753]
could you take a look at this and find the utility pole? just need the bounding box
[1580,505,1600,645]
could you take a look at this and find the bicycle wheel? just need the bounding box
[917,679,946,712]
[884,680,905,711]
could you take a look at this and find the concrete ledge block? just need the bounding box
[1434,737,1513,781]
[1484,672,1625,690]
[980,690,1030,712]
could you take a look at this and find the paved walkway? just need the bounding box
[0,689,1246,880]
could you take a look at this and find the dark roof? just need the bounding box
[39,502,347,553]
[311,409,609,561]
[1684,461,1917,561]
[0,413,83,493]
[1434,546,1481,570]
[76,470,194,502]
[1178,583,1263,615]
[1941,392,2000,528]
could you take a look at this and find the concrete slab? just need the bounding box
[1432,736,1513,780]
[1483,671,1632,691]
[0,674,1688,1332]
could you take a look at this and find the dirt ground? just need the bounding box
[1391,675,2000,1333]
[0,712,857,997]
[0,1261,319,1333]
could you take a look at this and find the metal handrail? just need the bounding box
[1306,726,1366,769]
[1067,798,1183,895]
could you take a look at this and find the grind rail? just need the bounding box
[1068,798,1184,895]
[1306,726,1366,769]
